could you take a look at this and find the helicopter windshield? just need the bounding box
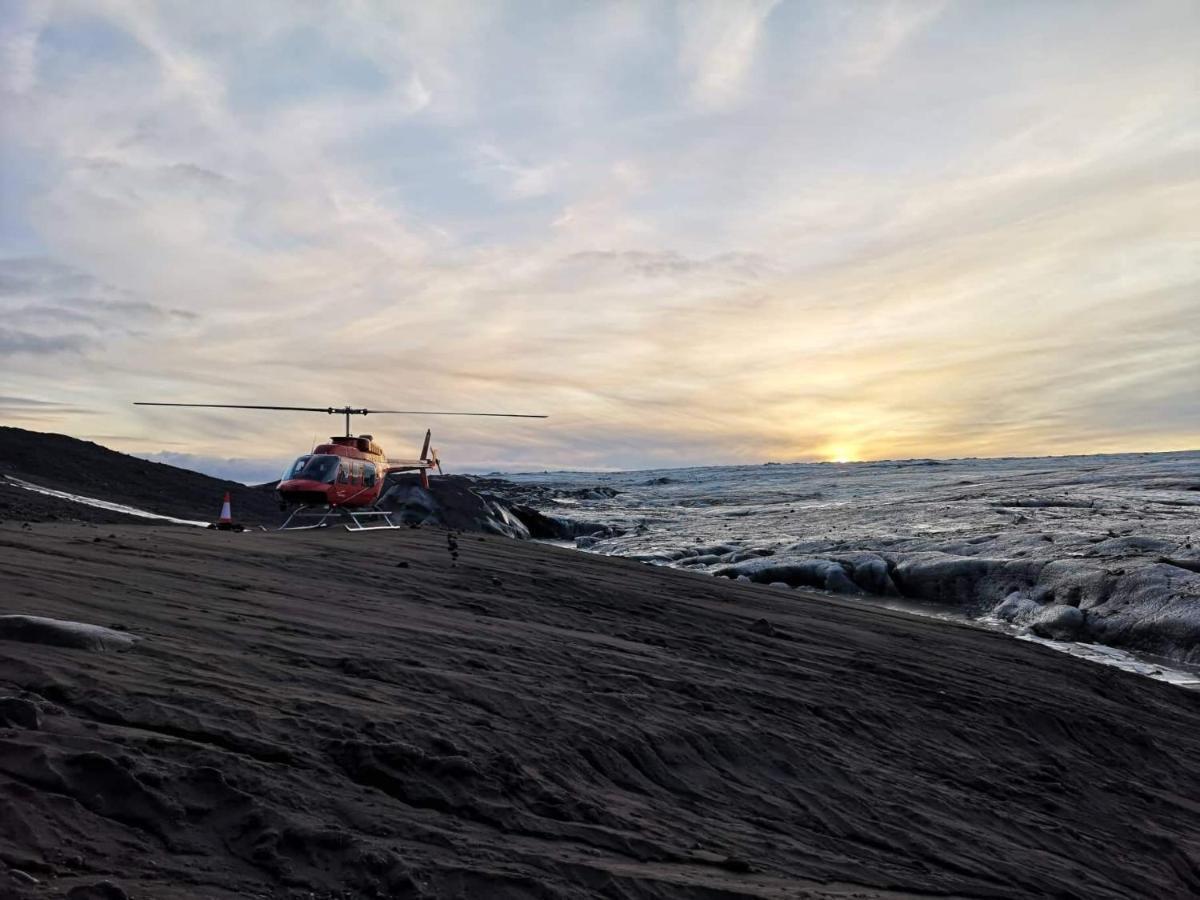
[282,454,340,484]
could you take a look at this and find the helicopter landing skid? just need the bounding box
[278,505,401,532]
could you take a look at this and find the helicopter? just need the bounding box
[133,402,547,531]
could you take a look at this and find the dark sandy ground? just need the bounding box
[1,522,1198,899]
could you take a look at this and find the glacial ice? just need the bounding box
[500,451,1200,669]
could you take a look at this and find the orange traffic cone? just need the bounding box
[209,492,243,531]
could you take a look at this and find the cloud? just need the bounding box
[564,250,773,281]
[677,0,780,111]
[0,256,198,343]
[0,328,87,355]
[0,1,1196,471]
[0,395,91,420]
[0,1,46,94]
[471,142,563,199]
[828,0,946,81]
[135,450,288,485]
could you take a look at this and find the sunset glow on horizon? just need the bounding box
[1,1,1197,481]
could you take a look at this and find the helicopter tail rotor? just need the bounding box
[415,430,443,488]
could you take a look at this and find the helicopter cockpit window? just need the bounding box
[283,456,311,481]
[283,455,340,484]
[337,459,350,483]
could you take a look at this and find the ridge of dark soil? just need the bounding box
[0,426,280,525]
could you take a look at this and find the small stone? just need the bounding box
[395,561,410,568]
[749,619,776,637]
[719,856,753,873]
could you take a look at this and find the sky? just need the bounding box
[1,0,1197,482]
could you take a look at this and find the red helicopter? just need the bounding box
[133,402,547,530]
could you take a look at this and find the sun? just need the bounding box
[824,444,858,464]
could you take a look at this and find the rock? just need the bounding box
[0,615,138,652]
[715,557,864,595]
[67,883,129,900]
[0,696,41,729]
[693,544,738,557]
[627,553,675,564]
[574,486,620,500]
[719,856,754,873]
[1159,556,1200,575]
[1030,605,1086,641]
[1068,564,1200,661]
[508,504,571,539]
[891,556,1044,611]
[723,549,773,564]
[992,592,1040,625]
[749,618,776,636]
[378,476,531,539]
[834,553,900,595]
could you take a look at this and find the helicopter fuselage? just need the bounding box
[276,434,434,509]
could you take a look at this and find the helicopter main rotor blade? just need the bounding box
[368,410,548,418]
[134,403,547,417]
[134,402,346,412]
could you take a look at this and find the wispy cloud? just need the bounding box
[677,0,780,111]
[0,1,1197,474]
[471,142,564,199]
[828,0,946,81]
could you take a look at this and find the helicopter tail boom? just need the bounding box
[385,429,442,488]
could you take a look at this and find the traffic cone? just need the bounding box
[208,491,243,531]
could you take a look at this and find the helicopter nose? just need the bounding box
[277,479,333,506]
